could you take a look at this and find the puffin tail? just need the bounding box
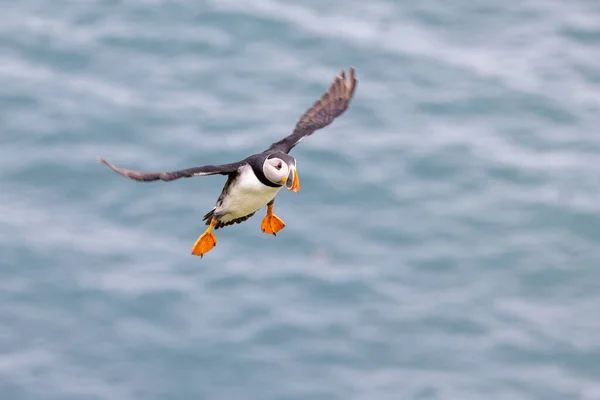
[202,208,216,226]
[200,208,256,230]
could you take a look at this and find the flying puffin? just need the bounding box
[99,67,357,257]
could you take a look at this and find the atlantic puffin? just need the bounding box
[99,67,357,257]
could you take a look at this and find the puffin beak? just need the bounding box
[286,167,300,193]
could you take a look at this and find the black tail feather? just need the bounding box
[202,208,256,230]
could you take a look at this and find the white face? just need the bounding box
[263,157,291,185]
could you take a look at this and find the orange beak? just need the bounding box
[286,167,300,193]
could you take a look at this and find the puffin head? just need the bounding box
[263,154,300,192]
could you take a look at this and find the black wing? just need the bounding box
[98,157,245,182]
[268,67,358,154]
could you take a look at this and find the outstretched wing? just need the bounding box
[268,67,357,154]
[98,157,245,182]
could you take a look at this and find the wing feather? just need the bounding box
[268,67,357,153]
[98,157,244,182]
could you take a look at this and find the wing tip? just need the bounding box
[340,66,356,79]
[337,66,358,100]
[338,66,357,91]
[97,156,117,171]
[97,156,129,178]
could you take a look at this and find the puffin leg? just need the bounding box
[261,200,285,236]
[191,219,217,258]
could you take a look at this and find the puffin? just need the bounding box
[99,67,357,257]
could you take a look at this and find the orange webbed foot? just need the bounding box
[261,204,286,236]
[191,219,217,258]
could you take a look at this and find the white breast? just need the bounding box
[216,164,283,223]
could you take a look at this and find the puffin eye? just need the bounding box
[275,162,282,170]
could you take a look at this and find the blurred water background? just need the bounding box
[1,1,600,399]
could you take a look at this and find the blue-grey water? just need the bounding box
[1,1,600,399]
